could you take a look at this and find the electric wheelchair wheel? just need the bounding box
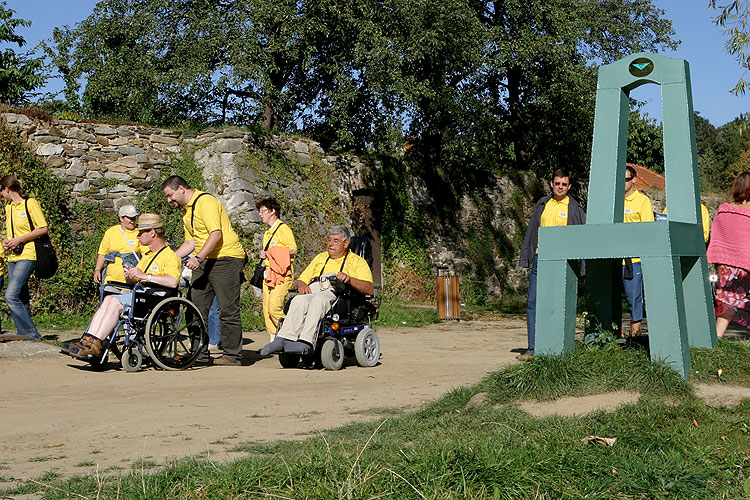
[320,338,344,370]
[278,352,300,368]
[354,328,380,367]
[301,353,316,368]
[145,297,207,371]
[121,346,143,372]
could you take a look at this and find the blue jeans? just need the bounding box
[525,254,538,354]
[622,262,644,322]
[207,297,221,345]
[6,260,40,340]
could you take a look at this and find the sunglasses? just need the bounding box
[625,177,634,182]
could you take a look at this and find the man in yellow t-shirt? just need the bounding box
[260,225,374,355]
[518,168,586,360]
[93,205,143,286]
[162,175,246,366]
[66,214,181,360]
[622,166,654,336]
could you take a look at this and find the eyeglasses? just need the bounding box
[625,177,634,182]
[259,208,270,214]
[553,182,569,186]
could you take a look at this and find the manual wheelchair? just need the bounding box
[80,282,207,372]
[277,276,381,371]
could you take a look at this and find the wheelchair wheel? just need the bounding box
[121,346,143,372]
[354,328,380,367]
[144,297,207,371]
[278,352,300,368]
[301,353,316,369]
[320,338,344,370]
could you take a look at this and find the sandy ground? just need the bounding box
[0,319,528,482]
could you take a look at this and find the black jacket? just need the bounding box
[519,195,586,268]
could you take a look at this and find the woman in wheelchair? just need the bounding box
[64,214,182,360]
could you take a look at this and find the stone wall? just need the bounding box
[1,112,533,297]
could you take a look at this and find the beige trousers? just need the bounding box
[277,281,337,344]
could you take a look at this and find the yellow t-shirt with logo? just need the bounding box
[5,198,47,262]
[182,191,245,260]
[137,246,182,282]
[540,197,571,227]
[623,189,654,263]
[98,224,143,283]
[263,219,297,274]
[298,251,373,285]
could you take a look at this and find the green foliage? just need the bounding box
[628,109,664,173]
[710,0,750,94]
[0,2,45,104]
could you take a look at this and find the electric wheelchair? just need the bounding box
[75,281,207,372]
[277,237,381,371]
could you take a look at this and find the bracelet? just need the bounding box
[94,268,102,272]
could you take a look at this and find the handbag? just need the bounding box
[251,222,284,289]
[22,200,58,279]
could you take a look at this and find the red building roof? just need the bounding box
[628,163,665,191]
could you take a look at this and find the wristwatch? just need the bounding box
[195,256,203,263]
[147,273,153,282]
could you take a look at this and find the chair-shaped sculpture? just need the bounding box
[534,52,716,378]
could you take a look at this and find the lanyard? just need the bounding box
[318,251,349,279]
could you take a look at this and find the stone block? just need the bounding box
[33,135,62,144]
[104,171,132,182]
[97,136,109,146]
[100,198,114,208]
[73,179,90,192]
[309,142,325,155]
[45,156,67,168]
[115,156,140,168]
[149,134,179,146]
[118,145,145,156]
[215,138,243,153]
[108,136,128,146]
[87,170,102,180]
[296,153,312,165]
[146,169,162,181]
[36,143,64,156]
[94,125,117,135]
[294,141,309,153]
[217,129,245,139]
[109,183,129,193]
[33,129,49,136]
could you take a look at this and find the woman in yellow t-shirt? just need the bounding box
[0,175,48,341]
[93,205,142,287]
[256,197,297,342]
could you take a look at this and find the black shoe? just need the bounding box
[260,335,286,356]
[283,339,313,354]
[192,355,214,367]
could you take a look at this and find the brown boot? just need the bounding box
[70,335,103,360]
[61,334,92,355]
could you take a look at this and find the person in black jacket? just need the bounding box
[518,169,586,360]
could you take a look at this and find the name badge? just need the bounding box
[129,240,136,245]
[19,211,26,218]
[625,208,632,214]
[150,265,159,272]
[558,211,567,218]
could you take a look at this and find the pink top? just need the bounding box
[707,203,750,270]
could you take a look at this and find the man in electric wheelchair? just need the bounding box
[259,225,376,367]
[62,214,183,361]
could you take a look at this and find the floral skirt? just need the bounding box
[715,264,750,329]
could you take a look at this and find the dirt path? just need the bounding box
[0,319,527,482]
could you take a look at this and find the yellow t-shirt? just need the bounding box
[137,245,182,282]
[623,189,654,264]
[98,224,143,284]
[539,197,571,227]
[298,251,373,285]
[5,198,47,262]
[263,219,297,274]
[182,191,245,260]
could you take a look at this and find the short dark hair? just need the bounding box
[551,168,571,180]
[626,165,637,178]
[256,197,281,216]
[731,172,750,204]
[161,175,190,191]
[0,175,27,199]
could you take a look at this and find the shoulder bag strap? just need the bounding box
[316,252,349,280]
[25,199,34,232]
[119,225,141,263]
[263,222,284,252]
[144,245,167,272]
[190,192,212,235]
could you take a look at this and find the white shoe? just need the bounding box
[208,344,220,353]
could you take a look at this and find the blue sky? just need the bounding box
[6,0,749,127]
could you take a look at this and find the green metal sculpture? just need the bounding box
[534,53,716,378]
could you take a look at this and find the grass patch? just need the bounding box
[692,339,750,386]
[375,300,440,327]
[75,461,95,467]
[26,341,750,499]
